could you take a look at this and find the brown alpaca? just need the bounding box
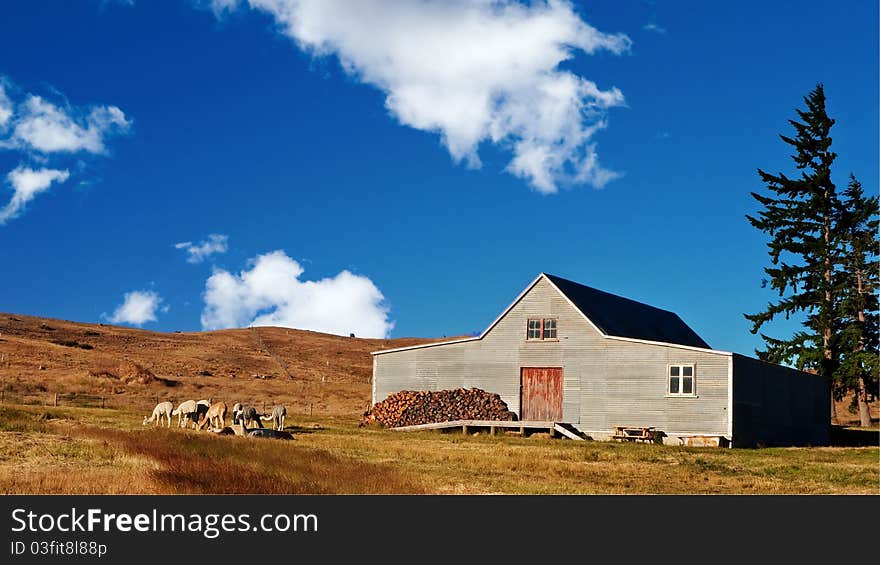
[196,402,228,431]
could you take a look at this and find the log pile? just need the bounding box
[361,387,515,428]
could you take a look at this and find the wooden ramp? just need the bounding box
[553,423,585,441]
[391,420,584,440]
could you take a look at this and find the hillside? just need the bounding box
[0,312,873,424]
[0,313,442,417]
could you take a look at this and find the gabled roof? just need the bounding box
[373,272,720,355]
[542,274,710,349]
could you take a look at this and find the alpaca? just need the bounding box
[193,399,211,427]
[143,401,174,427]
[171,400,198,428]
[232,403,262,428]
[246,428,294,440]
[240,417,293,440]
[241,405,263,428]
[260,405,286,431]
[196,402,228,431]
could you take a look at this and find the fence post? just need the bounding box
[101,396,105,409]
[309,402,313,417]
[53,393,58,407]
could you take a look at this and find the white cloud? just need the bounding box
[212,0,630,193]
[107,290,165,326]
[201,250,393,338]
[175,233,229,263]
[0,166,70,225]
[9,95,131,154]
[0,85,12,128]
[0,76,132,225]
[643,23,667,35]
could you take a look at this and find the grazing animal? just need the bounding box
[192,399,211,426]
[239,418,293,440]
[196,402,228,431]
[232,403,262,428]
[247,428,294,440]
[171,400,198,428]
[143,401,173,427]
[260,405,287,431]
[241,405,263,428]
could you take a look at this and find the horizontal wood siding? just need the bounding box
[732,354,830,446]
[374,276,731,437]
[577,341,729,436]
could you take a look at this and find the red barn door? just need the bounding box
[520,367,564,421]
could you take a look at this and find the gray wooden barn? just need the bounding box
[371,273,830,447]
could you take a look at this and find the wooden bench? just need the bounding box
[611,426,657,443]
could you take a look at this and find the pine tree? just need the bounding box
[836,175,879,427]
[745,84,843,419]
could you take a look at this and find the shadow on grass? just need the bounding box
[284,425,320,435]
[830,425,879,447]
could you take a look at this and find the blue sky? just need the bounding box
[0,0,876,356]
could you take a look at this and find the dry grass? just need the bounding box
[0,406,422,494]
[306,425,879,494]
[1,404,876,494]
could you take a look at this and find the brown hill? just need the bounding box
[2,313,872,426]
[0,313,443,417]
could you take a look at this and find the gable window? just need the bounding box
[527,318,557,341]
[543,318,557,339]
[668,364,695,396]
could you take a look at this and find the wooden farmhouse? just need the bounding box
[371,273,830,447]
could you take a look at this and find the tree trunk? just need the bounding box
[830,389,838,425]
[855,269,872,427]
[824,203,838,425]
[857,378,873,428]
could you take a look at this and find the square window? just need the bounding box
[669,365,695,396]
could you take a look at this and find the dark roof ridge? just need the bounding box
[542,272,711,349]
[542,272,680,315]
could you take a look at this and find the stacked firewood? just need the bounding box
[361,387,515,428]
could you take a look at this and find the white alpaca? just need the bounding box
[260,405,287,431]
[143,401,174,428]
[171,400,198,428]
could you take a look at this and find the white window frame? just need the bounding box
[667,364,696,397]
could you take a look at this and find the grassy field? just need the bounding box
[1,403,877,494]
